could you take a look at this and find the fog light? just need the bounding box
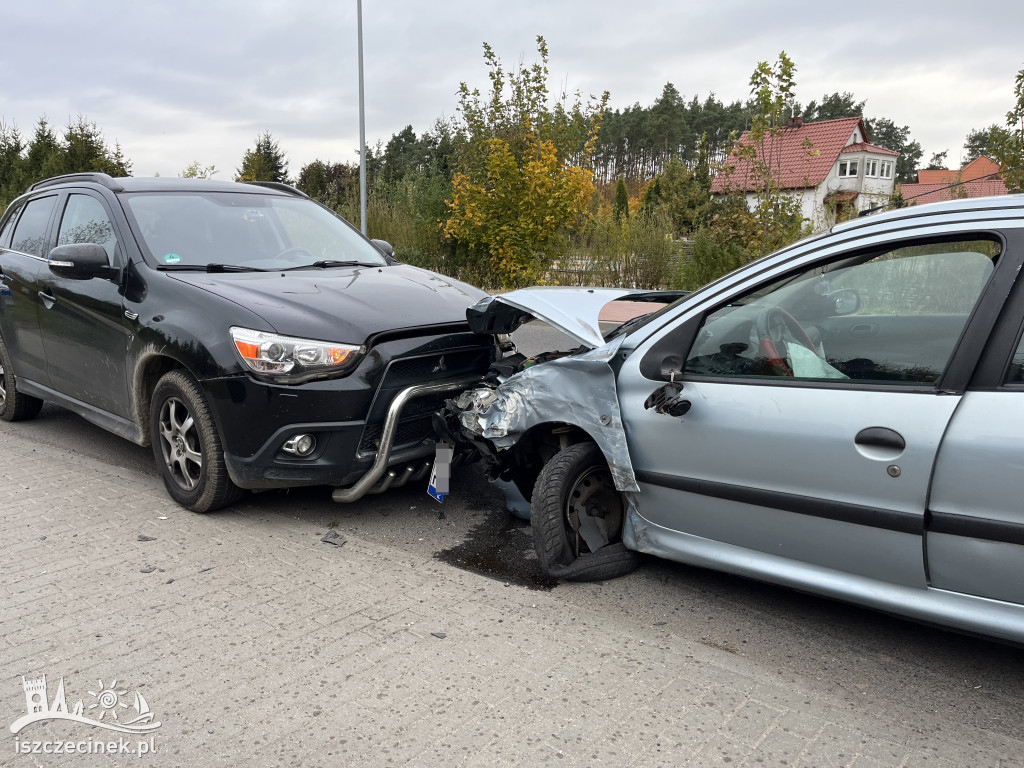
[282,434,316,457]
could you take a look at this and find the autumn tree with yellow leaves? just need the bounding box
[443,37,608,288]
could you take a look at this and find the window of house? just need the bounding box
[864,159,879,177]
[838,160,859,178]
[880,161,893,179]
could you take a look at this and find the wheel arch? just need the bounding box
[131,352,187,446]
[505,421,610,490]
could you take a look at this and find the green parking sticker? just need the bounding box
[163,253,181,264]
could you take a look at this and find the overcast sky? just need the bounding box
[3,1,1022,179]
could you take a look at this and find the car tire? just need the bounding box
[150,370,242,513]
[0,335,43,422]
[531,441,640,581]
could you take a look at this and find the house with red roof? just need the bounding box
[710,116,899,225]
[898,156,1007,205]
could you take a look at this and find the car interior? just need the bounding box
[684,239,1000,386]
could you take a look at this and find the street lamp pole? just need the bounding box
[357,0,367,235]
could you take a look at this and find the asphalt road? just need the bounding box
[4,320,1024,753]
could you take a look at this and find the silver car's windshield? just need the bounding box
[122,192,387,270]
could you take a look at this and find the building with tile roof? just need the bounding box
[899,156,1007,204]
[710,116,899,226]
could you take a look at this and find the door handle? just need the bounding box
[855,427,905,451]
[849,322,878,336]
[38,290,55,309]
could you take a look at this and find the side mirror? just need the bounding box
[831,288,860,315]
[370,239,394,258]
[49,243,113,280]
[659,354,683,381]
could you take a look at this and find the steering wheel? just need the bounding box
[755,306,818,376]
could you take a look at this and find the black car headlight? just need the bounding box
[230,327,364,382]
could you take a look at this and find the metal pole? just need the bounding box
[357,0,367,235]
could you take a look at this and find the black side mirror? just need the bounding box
[49,243,113,280]
[370,239,395,258]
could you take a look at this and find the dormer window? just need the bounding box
[838,160,859,178]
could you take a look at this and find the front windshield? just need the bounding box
[122,192,388,270]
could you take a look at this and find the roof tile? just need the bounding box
[841,142,899,157]
[710,117,899,193]
[898,178,1008,204]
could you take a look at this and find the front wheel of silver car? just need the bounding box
[150,370,242,513]
[0,335,43,423]
[531,441,640,581]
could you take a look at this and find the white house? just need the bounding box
[710,116,899,225]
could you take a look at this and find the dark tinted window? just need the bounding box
[57,194,118,262]
[0,202,24,247]
[11,195,57,257]
[1005,330,1024,384]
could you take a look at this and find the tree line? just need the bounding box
[3,46,1022,291]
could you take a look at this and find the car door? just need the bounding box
[0,195,59,387]
[924,274,1024,607]
[36,192,132,418]
[618,234,1008,587]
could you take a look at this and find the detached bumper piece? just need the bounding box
[332,378,479,503]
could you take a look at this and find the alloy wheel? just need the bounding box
[157,396,203,491]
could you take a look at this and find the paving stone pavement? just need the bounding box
[2,429,1022,767]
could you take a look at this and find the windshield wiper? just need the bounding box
[281,260,375,270]
[156,263,272,273]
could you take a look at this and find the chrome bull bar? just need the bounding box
[331,377,479,503]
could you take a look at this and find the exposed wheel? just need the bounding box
[531,442,640,581]
[150,370,242,512]
[0,335,43,422]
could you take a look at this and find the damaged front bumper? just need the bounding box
[442,339,639,492]
[438,287,686,494]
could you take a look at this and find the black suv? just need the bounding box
[0,174,495,511]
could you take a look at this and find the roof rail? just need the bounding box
[29,172,124,193]
[241,180,309,198]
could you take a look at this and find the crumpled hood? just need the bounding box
[168,264,486,342]
[466,287,686,348]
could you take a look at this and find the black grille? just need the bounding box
[381,349,492,389]
[358,417,438,455]
[357,344,493,456]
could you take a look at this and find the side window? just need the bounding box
[0,202,25,247]
[10,195,57,257]
[1004,331,1024,384]
[57,194,118,262]
[685,238,1000,386]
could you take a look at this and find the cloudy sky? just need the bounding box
[3,0,1022,179]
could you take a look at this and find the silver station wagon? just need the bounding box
[444,195,1024,644]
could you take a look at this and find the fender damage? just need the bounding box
[441,288,684,494]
